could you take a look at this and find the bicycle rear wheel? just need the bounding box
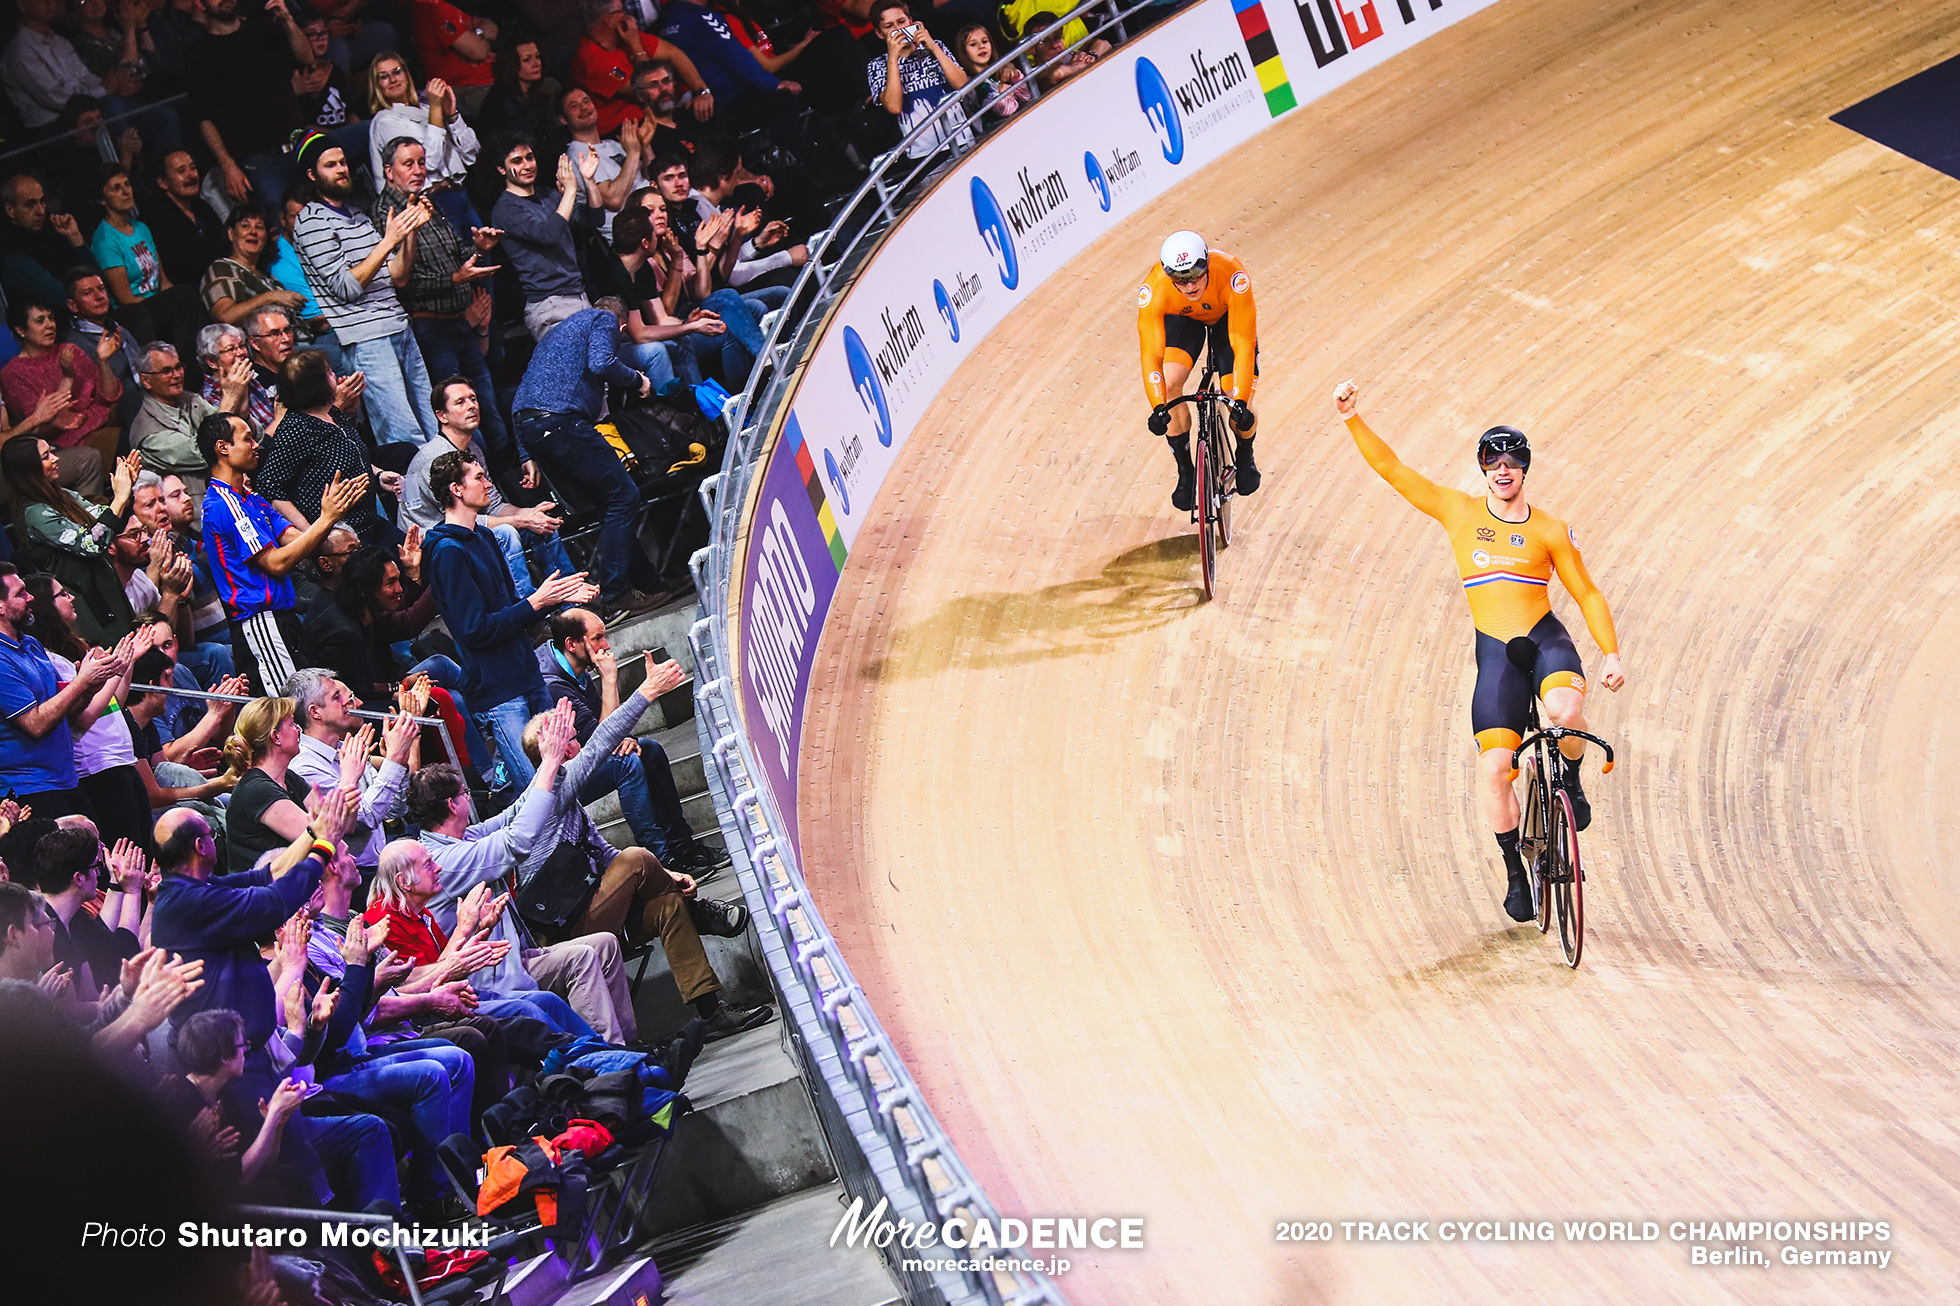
[1549,788,1585,967]
[1518,755,1548,931]
[1195,429,1217,599]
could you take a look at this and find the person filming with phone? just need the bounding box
[868,1,972,164]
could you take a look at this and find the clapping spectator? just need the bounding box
[3,442,143,648]
[282,668,416,872]
[185,0,313,208]
[492,136,598,340]
[157,1009,316,1201]
[132,471,235,680]
[201,202,310,329]
[424,447,597,786]
[90,162,204,362]
[562,86,647,239]
[365,52,484,231]
[374,136,509,452]
[30,825,140,1000]
[598,203,722,390]
[0,879,65,989]
[0,559,125,827]
[61,268,145,426]
[0,174,96,307]
[21,574,152,848]
[259,350,398,545]
[107,511,192,630]
[2,299,124,494]
[199,412,368,693]
[625,59,705,160]
[291,131,440,446]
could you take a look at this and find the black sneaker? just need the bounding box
[671,842,733,876]
[686,896,751,938]
[1503,869,1535,922]
[700,1003,773,1043]
[1562,757,1592,832]
[1235,441,1261,495]
[1171,462,1196,512]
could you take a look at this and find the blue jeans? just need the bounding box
[684,288,764,385]
[473,683,551,789]
[409,315,510,453]
[300,1110,401,1212]
[241,149,302,212]
[180,637,235,686]
[579,741,698,862]
[346,329,437,445]
[490,523,538,600]
[482,991,596,1040]
[325,1040,474,1200]
[622,338,690,390]
[514,409,639,605]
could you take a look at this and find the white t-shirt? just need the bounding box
[48,654,138,778]
[568,139,634,239]
[124,569,160,615]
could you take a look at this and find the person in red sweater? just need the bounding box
[572,0,712,136]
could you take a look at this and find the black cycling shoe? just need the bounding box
[1171,463,1196,512]
[1563,758,1592,832]
[1235,442,1261,495]
[1503,870,1535,922]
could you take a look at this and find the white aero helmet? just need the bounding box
[1159,230,1209,282]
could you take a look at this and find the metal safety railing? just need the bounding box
[687,5,1177,1302]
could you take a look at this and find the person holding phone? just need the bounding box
[868,0,972,163]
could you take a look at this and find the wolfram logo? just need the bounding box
[971,177,1019,289]
[1003,166,1068,236]
[1135,58,1184,163]
[870,304,926,388]
[841,326,892,447]
[823,447,851,516]
[1085,151,1111,211]
[1172,47,1249,114]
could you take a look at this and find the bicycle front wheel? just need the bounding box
[1549,787,1585,967]
[1195,431,1217,599]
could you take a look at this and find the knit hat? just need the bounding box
[290,129,334,177]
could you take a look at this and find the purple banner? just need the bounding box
[737,412,845,865]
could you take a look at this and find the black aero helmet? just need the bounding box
[1477,425,1530,471]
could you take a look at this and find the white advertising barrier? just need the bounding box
[739,0,1503,862]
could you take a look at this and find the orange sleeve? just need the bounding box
[1223,266,1257,403]
[1137,278,1170,408]
[1548,523,1619,655]
[1345,416,1452,522]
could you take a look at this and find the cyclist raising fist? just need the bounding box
[1336,379,1625,923]
[1137,231,1260,511]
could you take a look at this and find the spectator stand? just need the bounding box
[686,6,1156,1304]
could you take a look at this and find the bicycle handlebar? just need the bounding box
[1158,388,1228,412]
[1511,728,1616,775]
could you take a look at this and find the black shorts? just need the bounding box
[1471,611,1587,752]
[1163,316,1258,386]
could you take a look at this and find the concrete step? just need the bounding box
[608,591,704,682]
[632,1024,837,1237]
[626,902,775,1036]
[578,717,708,834]
[644,1186,903,1306]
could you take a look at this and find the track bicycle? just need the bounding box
[1505,637,1616,968]
[1158,365,1239,599]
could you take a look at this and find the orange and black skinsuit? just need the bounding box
[1346,415,1619,754]
[1137,249,1258,407]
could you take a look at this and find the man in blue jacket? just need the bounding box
[656,0,804,135]
[510,298,668,626]
[424,448,597,789]
[150,787,359,1102]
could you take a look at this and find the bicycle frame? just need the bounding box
[1159,367,1237,597]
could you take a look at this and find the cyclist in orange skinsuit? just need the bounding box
[1138,231,1260,511]
[1335,378,1626,923]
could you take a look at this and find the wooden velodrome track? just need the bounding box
[793,0,1960,1301]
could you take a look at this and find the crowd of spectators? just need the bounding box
[0,0,1135,1295]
